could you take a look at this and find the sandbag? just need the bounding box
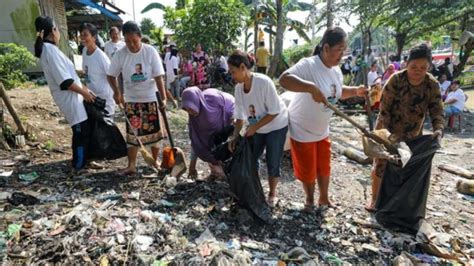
[375,135,440,234]
[224,137,273,224]
[84,98,127,161]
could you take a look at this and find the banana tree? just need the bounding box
[262,0,312,77]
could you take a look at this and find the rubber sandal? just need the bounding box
[303,204,316,214]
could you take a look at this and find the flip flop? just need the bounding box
[365,206,377,213]
[302,204,317,214]
[364,202,377,213]
[117,168,137,177]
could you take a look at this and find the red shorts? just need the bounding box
[290,137,331,184]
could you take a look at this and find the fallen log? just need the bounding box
[438,164,473,179]
[342,147,372,164]
[457,179,474,196]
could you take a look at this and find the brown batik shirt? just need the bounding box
[375,70,444,141]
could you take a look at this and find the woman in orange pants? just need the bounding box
[279,27,366,212]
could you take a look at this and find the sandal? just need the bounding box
[302,204,317,214]
[365,203,376,213]
[117,168,137,177]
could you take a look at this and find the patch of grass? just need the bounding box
[168,109,188,131]
[44,139,55,150]
[459,70,474,86]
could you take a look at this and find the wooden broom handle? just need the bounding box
[325,103,399,154]
[156,91,175,148]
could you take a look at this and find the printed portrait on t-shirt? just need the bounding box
[248,104,260,125]
[84,65,90,83]
[131,63,147,83]
[327,84,337,104]
[111,47,118,58]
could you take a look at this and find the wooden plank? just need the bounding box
[439,164,473,179]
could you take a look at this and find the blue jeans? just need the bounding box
[252,126,288,177]
[72,120,91,170]
[444,105,461,117]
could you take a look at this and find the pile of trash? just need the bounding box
[1,165,473,265]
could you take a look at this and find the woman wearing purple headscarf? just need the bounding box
[182,87,235,179]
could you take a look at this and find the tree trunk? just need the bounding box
[361,29,369,56]
[395,32,407,59]
[453,42,473,78]
[268,0,284,78]
[368,30,372,49]
[453,13,471,78]
[326,0,334,29]
[244,27,249,53]
[0,82,26,135]
[253,0,259,54]
[269,25,273,55]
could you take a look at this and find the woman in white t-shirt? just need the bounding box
[165,48,180,100]
[104,27,125,60]
[444,80,466,117]
[279,27,366,212]
[228,50,288,207]
[80,23,116,117]
[106,21,167,175]
[34,16,96,172]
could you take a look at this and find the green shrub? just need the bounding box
[283,39,320,66]
[0,43,36,89]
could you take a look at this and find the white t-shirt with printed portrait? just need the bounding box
[283,55,343,142]
[40,43,87,127]
[104,40,125,59]
[107,44,165,103]
[234,73,288,134]
[82,47,116,116]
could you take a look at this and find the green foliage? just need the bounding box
[165,0,246,52]
[256,0,311,42]
[141,2,166,13]
[283,39,320,65]
[150,27,164,47]
[44,139,55,150]
[0,43,36,90]
[140,18,157,36]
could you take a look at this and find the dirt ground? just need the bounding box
[0,86,472,265]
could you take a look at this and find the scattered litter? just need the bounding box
[195,228,216,245]
[133,235,154,251]
[7,192,40,206]
[0,170,13,177]
[19,171,39,183]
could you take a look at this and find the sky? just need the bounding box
[110,0,355,49]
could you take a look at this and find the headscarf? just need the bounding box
[182,87,235,163]
[383,64,396,81]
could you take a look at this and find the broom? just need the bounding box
[119,105,159,171]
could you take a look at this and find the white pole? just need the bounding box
[132,0,136,21]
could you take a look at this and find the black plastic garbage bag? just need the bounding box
[375,135,440,234]
[84,98,127,161]
[211,125,234,163]
[224,137,273,224]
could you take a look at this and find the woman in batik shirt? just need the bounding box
[367,43,444,211]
